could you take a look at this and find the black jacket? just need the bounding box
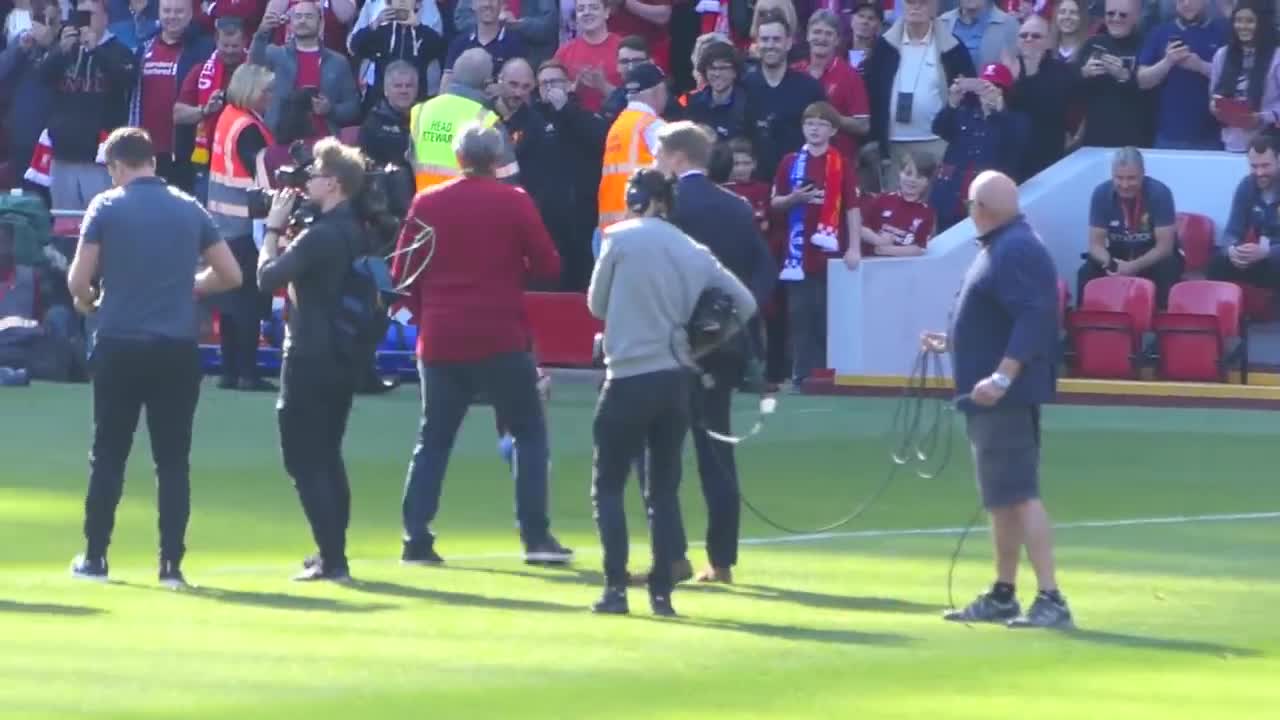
[257,202,366,366]
[598,87,684,126]
[528,95,608,224]
[860,36,898,154]
[682,85,750,142]
[350,22,446,110]
[358,99,415,219]
[670,173,775,305]
[41,36,137,162]
[1010,53,1072,180]
[1074,32,1150,148]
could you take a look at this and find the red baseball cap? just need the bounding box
[980,63,1014,91]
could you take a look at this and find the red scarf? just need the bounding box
[191,53,229,165]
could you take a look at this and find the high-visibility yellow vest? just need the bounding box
[598,108,658,229]
[410,93,501,191]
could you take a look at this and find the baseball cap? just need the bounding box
[624,62,666,94]
[850,0,884,19]
[980,63,1015,91]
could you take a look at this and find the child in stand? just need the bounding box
[718,136,771,234]
[860,151,937,258]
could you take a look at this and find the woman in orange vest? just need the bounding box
[207,64,279,392]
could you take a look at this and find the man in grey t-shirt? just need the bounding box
[66,127,242,589]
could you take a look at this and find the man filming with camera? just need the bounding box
[256,138,371,583]
[588,169,759,617]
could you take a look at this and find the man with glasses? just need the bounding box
[531,59,608,289]
[1076,0,1149,147]
[1136,0,1226,149]
[257,137,371,582]
[598,35,682,125]
[939,0,1018,70]
[1007,13,1071,179]
[683,40,747,142]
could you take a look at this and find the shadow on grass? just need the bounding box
[1066,628,1263,658]
[118,581,395,613]
[0,599,105,616]
[443,567,944,615]
[346,579,583,614]
[639,615,915,647]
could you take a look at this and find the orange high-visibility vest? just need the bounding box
[597,108,659,229]
[208,105,275,238]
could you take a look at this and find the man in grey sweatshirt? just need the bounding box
[586,169,758,617]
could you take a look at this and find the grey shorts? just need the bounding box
[965,405,1042,510]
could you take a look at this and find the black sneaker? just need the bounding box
[401,540,444,566]
[70,554,108,582]
[1009,592,1074,629]
[293,558,351,583]
[649,593,677,618]
[525,535,574,566]
[943,591,1021,623]
[159,560,188,590]
[591,586,629,615]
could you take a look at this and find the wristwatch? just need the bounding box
[990,372,1012,390]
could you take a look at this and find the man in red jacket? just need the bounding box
[391,121,573,567]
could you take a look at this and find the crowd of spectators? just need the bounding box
[3,0,1280,388]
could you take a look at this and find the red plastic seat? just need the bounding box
[338,126,362,147]
[1066,276,1156,378]
[1242,284,1275,322]
[522,292,602,367]
[1153,281,1244,382]
[1176,212,1215,274]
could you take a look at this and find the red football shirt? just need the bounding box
[178,59,239,165]
[771,149,859,276]
[554,33,623,112]
[860,192,936,256]
[392,177,561,363]
[723,180,771,234]
[792,56,869,162]
[294,49,329,136]
[139,38,184,153]
[607,0,672,70]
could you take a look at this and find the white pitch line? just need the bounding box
[194,510,1280,576]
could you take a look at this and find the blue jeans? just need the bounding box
[402,351,552,547]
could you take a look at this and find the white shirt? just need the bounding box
[891,29,944,143]
[627,100,667,156]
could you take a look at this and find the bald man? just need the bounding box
[923,171,1073,629]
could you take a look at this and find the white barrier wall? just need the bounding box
[827,147,1248,377]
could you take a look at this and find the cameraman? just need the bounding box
[257,138,369,583]
[587,169,758,618]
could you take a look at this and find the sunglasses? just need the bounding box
[1019,31,1045,40]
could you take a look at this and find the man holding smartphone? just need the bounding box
[1208,135,1280,291]
[1075,0,1147,148]
[1135,0,1227,150]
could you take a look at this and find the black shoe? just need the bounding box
[649,593,677,617]
[238,378,278,392]
[1008,592,1074,629]
[217,376,238,390]
[943,591,1021,623]
[292,558,351,583]
[591,586,629,615]
[525,535,574,566]
[159,560,188,590]
[401,540,444,566]
[70,554,108,582]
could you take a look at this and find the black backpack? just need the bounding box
[332,246,398,367]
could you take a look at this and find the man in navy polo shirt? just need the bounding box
[1136,0,1227,149]
[442,0,527,88]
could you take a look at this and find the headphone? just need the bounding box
[626,168,675,216]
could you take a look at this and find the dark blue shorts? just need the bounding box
[965,405,1042,510]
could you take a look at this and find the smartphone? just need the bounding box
[396,8,410,20]
[72,10,93,29]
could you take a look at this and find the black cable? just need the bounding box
[724,348,958,535]
[946,503,987,611]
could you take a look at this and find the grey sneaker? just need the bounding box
[1008,593,1074,629]
[943,591,1021,623]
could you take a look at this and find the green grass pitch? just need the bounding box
[1,380,1278,718]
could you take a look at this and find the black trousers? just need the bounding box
[1206,247,1280,289]
[690,352,743,569]
[1077,251,1185,309]
[83,337,201,563]
[218,234,268,382]
[155,153,194,195]
[593,369,690,595]
[278,355,355,569]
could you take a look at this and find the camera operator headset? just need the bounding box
[586,168,759,618]
[255,138,373,583]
